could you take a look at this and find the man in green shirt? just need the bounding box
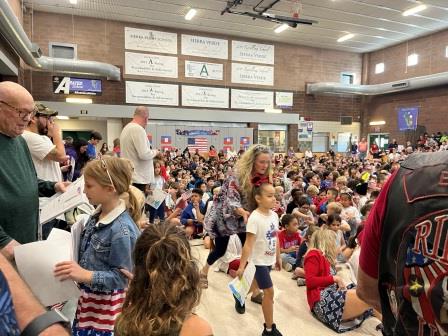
[0,81,67,261]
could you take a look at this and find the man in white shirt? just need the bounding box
[120,106,158,191]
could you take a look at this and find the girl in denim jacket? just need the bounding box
[55,156,141,336]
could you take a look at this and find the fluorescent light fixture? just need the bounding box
[66,97,93,104]
[185,8,197,20]
[264,108,282,114]
[274,24,289,34]
[337,33,355,43]
[375,62,385,74]
[445,46,448,58]
[408,53,419,66]
[56,116,70,120]
[402,4,427,16]
[69,0,77,4]
[369,121,386,126]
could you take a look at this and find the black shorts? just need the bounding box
[254,265,273,289]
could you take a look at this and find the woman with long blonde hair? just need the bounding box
[304,229,375,333]
[202,145,271,303]
[115,224,212,336]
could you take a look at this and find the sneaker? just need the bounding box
[262,323,283,336]
[250,291,264,305]
[283,263,293,272]
[296,278,306,287]
[233,294,245,314]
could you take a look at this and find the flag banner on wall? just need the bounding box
[398,107,419,131]
[223,145,234,152]
[188,137,209,152]
[224,137,233,145]
[240,137,251,150]
[176,129,220,136]
[161,135,172,151]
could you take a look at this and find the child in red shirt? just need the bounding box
[278,215,301,272]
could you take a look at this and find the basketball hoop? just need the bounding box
[291,0,302,19]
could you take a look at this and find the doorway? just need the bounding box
[368,133,389,151]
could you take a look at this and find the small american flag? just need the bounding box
[224,137,233,145]
[188,137,208,152]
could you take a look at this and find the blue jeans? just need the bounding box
[359,151,367,161]
[148,201,165,223]
[281,252,296,265]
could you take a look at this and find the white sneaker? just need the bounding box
[297,278,306,286]
[283,263,293,272]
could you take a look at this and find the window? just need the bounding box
[375,62,385,74]
[49,42,77,59]
[340,72,354,85]
[407,53,419,67]
[258,124,287,153]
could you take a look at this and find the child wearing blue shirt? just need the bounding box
[180,188,206,239]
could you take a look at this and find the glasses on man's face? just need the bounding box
[0,100,37,120]
[98,154,116,191]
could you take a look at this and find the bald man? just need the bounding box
[120,106,158,191]
[0,82,67,260]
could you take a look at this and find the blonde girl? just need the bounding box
[304,230,374,333]
[54,156,141,336]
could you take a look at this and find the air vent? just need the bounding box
[340,116,353,125]
[391,81,409,88]
[49,42,77,59]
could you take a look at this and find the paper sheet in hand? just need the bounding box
[228,261,256,306]
[40,176,94,225]
[145,189,168,209]
[14,229,80,306]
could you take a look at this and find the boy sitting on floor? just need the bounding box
[180,188,206,239]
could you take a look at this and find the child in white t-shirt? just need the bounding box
[237,183,282,336]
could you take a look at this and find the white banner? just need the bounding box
[232,40,275,64]
[125,27,177,54]
[125,52,178,78]
[126,81,179,106]
[185,61,223,81]
[276,92,293,107]
[182,34,228,59]
[182,85,229,108]
[231,63,274,86]
[231,89,273,110]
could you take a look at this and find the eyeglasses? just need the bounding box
[98,154,116,191]
[0,100,38,120]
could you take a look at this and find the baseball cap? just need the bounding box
[35,103,58,117]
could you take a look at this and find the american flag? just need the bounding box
[224,137,233,145]
[188,137,208,152]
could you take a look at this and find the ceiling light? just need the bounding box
[337,33,355,43]
[264,108,282,114]
[56,116,70,120]
[445,46,448,58]
[185,8,197,20]
[274,24,289,34]
[402,4,427,16]
[66,97,93,104]
[369,121,386,126]
[69,0,77,4]
[408,53,419,66]
[375,62,385,74]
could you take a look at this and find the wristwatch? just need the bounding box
[21,310,70,336]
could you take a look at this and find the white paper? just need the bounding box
[232,40,275,64]
[276,92,293,107]
[145,189,168,210]
[228,261,256,306]
[231,89,274,110]
[125,27,177,54]
[125,52,178,78]
[70,214,90,263]
[231,63,274,86]
[182,34,228,59]
[182,85,229,109]
[126,81,179,106]
[185,61,223,81]
[39,176,94,225]
[14,229,80,307]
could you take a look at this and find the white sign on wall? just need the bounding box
[185,61,223,81]
[231,63,274,86]
[125,27,178,54]
[126,81,179,106]
[276,92,293,107]
[125,52,178,78]
[181,34,228,59]
[232,40,275,65]
[231,89,274,110]
[182,85,229,108]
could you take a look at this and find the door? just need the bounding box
[312,133,329,153]
[368,133,389,151]
[62,130,92,141]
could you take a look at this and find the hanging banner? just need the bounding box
[185,61,223,81]
[398,107,419,131]
[181,34,228,59]
[276,92,293,107]
[182,85,229,109]
[176,129,220,136]
[125,27,177,54]
[231,89,274,110]
[231,63,274,86]
[126,81,179,106]
[232,40,275,65]
[125,52,178,78]
[298,121,313,141]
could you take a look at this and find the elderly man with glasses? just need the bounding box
[0,82,68,261]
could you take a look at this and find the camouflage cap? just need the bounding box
[35,103,58,117]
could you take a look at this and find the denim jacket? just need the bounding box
[78,200,140,292]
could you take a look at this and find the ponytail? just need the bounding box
[122,186,145,225]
